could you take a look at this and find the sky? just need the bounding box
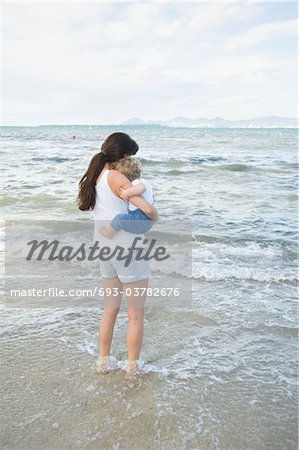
[2,1,298,125]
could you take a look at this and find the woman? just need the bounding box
[78,132,157,380]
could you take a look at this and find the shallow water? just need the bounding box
[1,125,298,449]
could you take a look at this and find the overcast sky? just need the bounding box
[2,1,297,125]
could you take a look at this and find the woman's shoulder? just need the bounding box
[108,169,122,179]
[108,169,130,185]
[107,169,131,197]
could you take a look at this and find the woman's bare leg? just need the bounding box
[98,277,123,371]
[125,278,148,378]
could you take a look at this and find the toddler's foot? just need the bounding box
[124,360,141,381]
[96,356,111,374]
[99,226,117,239]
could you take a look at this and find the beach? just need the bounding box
[1,125,298,449]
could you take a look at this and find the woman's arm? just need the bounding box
[108,170,158,220]
[120,183,146,201]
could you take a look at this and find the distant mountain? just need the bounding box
[121,117,147,125]
[120,116,298,128]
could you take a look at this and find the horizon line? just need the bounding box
[1,125,298,130]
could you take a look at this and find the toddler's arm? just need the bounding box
[120,183,146,201]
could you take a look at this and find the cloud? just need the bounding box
[226,18,298,49]
[163,52,295,85]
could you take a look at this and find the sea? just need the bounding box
[1,125,298,449]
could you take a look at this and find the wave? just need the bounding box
[139,157,176,166]
[192,263,297,283]
[138,156,227,166]
[151,257,297,284]
[0,196,19,207]
[240,324,298,337]
[188,156,227,164]
[217,163,251,172]
[31,156,78,163]
[163,169,197,175]
[215,163,297,174]
[139,157,295,175]
[192,241,283,259]
[150,241,298,282]
[288,193,298,201]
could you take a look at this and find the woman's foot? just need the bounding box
[124,360,141,381]
[96,356,111,374]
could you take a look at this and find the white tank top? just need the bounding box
[93,169,144,248]
[94,169,127,220]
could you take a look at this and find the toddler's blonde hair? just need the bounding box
[110,156,141,182]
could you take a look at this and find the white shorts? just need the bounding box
[99,249,151,284]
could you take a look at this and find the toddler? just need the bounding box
[100,157,155,238]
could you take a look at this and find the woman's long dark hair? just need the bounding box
[77,132,139,211]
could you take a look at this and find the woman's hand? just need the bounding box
[128,200,158,221]
[119,188,131,202]
[148,204,158,221]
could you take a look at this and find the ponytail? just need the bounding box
[77,152,107,211]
